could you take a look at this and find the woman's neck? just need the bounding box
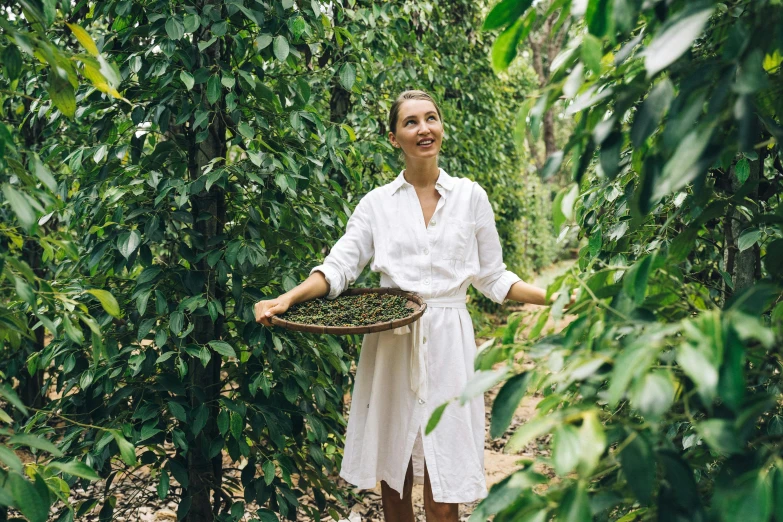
[402,157,440,189]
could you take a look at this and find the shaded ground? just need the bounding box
[20,260,576,521]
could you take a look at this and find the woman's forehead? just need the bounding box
[398,99,439,119]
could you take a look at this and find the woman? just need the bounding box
[254,90,571,521]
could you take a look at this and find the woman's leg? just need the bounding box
[381,459,415,522]
[423,463,458,522]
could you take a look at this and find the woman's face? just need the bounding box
[389,99,443,160]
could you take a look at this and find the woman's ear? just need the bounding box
[388,131,399,148]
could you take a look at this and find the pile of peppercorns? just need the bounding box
[281,293,413,326]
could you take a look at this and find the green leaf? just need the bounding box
[425,401,450,435]
[32,156,57,192]
[557,481,591,521]
[9,433,63,456]
[158,468,170,500]
[263,460,276,485]
[3,45,22,80]
[67,23,100,57]
[273,35,289,62]
[677,344,718,403]
[623,254,653,305]
[49,76,76,118]
[169,311,184,335]
[15,277,35,306]
[491,12,533,72]
[168,401,187,422]
[586,0,611,37]
[460,368,509,404]
[217,409,229,435]
[198,36,217,51]
[552,424,580,475]
[469,470,546,520]
[87,289,121,318]
[339,63,356,90]
[483,0,534,30]
[735,158,751,185]
[180,71,194,90]
[0,385,28,415]
[165,17,185,40]
[643,7,714,76]
[773,465,783,522]
[48,460,100,480]
[697,419,741,454]
[256,34,273,50]
[0,446,23,472]
[619,433,654,504]
[117,230,141,259]
[490,372,530,439]
[581,34,603,74]
[630,371,674,419]
[631,78,674,147]
[183,14,200,33]
[238,122,254,139]
[577,410,606,476]
[9,473,48,522]
[230,411,243,440]
[111,430,137,465]
[208,340,236,358]
[506,415,555,453]
[738,227,760,252]
[3,184,37,229]
[653,122,714,201]
[207,75,221,105]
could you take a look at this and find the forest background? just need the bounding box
[1,0,782,521]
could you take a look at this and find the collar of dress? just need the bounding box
[389,168,455,196]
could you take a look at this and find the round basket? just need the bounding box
[270,288,426,335]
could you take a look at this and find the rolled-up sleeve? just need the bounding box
[310,196,374,300]
[470,184,521,304]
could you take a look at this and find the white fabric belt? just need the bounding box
[392,295,468,402]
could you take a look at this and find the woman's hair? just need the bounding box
[388,90,443,134]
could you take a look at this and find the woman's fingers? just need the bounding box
[254,300,274,326]
[254,299,289,327]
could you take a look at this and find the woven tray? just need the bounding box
[270,288,426,335]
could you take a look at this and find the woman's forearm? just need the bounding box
[504,280,550,305]
[280,271,330,306]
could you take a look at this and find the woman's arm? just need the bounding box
[254,271,329,326]
[504,280,576,307]
[504,279,547,305]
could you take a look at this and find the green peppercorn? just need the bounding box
[281,293,413,326]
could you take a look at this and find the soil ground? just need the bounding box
[20,260,575,522]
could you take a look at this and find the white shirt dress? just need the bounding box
[310,168,521,503]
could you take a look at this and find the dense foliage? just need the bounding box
[0,0,557,520]
[469,0,783,520]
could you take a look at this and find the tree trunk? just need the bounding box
[722,158,761,304]
[184,2,227,519]
[20,98,46,410]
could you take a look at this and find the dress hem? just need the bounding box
[338,470,488,504]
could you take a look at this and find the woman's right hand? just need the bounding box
[254,296,291,327]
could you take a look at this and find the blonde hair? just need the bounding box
[388,90,443,134]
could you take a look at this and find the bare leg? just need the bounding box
[423,463,458,522]
[381,459,415,522]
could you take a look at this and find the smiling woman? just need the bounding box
[254,89,566,522]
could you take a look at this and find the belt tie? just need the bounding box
[392,295,468,402]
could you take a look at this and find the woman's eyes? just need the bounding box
[405,116,437,125]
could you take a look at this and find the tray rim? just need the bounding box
[269,288,426,335]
